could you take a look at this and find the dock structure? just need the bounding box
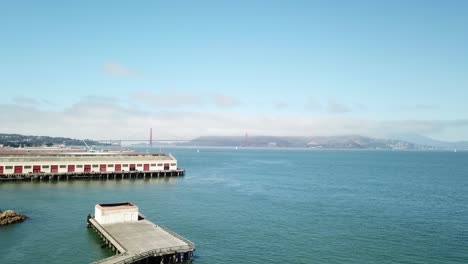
[0,169,185,182]
[0,151,185,182]
[87,203,195,264]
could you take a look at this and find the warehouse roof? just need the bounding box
[0,152,175,163]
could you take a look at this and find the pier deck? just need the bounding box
[89,214,195,264]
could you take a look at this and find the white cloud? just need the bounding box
[400,104,439,110]
[103,63,136,77]
[130,90,204,108]
[326,98,351,114]
[42,99,54,106]
[1,98,467,141]
[305,97,322,110]
[130,90,242,109]
[305,97,352,114]
[212,94,241,108]
[13,96,41,105]
[273,101,289,109]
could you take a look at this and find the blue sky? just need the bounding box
[1,1,468,140]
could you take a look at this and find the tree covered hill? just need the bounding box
[0,133,99,148]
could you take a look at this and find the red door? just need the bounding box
[14,166,23,174]
[115,164,122,171]
[129,164,136,171]
[164,163,169,170]
[143,164,150,171]
[68,165,75,172]
[84,165,91,172]
[51,165,58,173]
[100,164,107,172]
[0,166,3,174]
[33,165,41,173]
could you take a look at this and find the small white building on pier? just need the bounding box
[95,202,139,225]
[88,203,195,263]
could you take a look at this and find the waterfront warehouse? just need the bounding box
[0,150,184,181]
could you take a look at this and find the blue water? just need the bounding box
[1,149,467,263]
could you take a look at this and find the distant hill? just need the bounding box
[3,133,462,150]
[185,136,309,148]
[304,135,422,149]
[391,133,468,150]
[0,133,100,148]
[182,135,433,149]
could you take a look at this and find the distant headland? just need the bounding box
[0,133,101,148]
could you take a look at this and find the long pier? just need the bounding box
[87,213,195,264]
[0,169,185,182]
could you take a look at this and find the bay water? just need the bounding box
[1,148,467,263]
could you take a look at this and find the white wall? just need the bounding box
[0,158,177,174]
[95,205,139,225]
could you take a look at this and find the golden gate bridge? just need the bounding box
[96,128,249,147]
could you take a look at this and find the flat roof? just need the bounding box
[97,202,138,211]
[0,151,176,162]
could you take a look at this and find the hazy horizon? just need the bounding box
[1,1,468,141]
[3,132,467,147]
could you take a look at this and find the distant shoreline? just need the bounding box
[126,145,464,152]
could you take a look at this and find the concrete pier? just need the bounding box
[87,205,195,264]
[0,169,185,182]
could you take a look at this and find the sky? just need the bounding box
[1,0,468,141]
